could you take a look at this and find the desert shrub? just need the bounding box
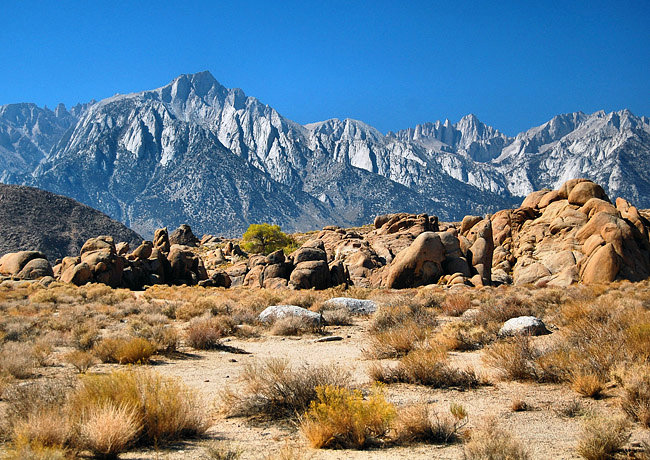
[322,308,353,326]
[472,294,540,336]
[370,304,437,333]
[463,422,529,460]
[366,320,431,358]
[300,385,395,449]
[222,358,350,419]
[0,342,36,379]
[371,347,481,389]
[241,223,294,255]
[93,337,156,364]
[71,320,101,351]
[63,350,98,373]
[12,407,72,448]
[186,314,234,349]
[434,321,488,351]
[617,365,650,428]
[576,416,630,460]
[78,401,142,459]
[483,335,560,382]
[2,439,69,460]
[510,398,530,412]
[133,323,179,354]
[270,316,323,336]
[570,373,607,399]
[441,294,472,317]
[69,369,208,446]
[393,403,467,445]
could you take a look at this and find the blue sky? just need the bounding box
[1,0,648,135]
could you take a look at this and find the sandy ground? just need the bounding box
[107,317,647,460]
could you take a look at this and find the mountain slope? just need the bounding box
[0,71,648,235]
[0,184,142,260]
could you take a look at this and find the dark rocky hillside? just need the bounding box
[0,184,142,261]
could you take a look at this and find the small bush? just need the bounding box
[69,369,208,446]
[222,358,350,419]
[300,385,396,449]
[2,439,69,460]
[64,350,98,373]
[322,308,353,326]
[434,321,487,351]
[372,348,481,389]
[270,316,323,336]
[571,373,607,399]
[463,422,530,460]
[618,366,650,428]
[78,402,142,459]
[370,304,437,333]
[71,321,101,351]
[510,399,530,412]
[93,337,156,364]
[483,335,557,382]
[441,294,472,317]
[576,416,630,460]
[13,407,71,448]
[186,315,231,349]
[393,403,467,445]
[366,321,430,358]
[0,342,35,379]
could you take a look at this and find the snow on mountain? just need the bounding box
[0,71,648,236]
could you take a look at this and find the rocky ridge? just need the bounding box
[2,71,647,237]
[2,179,648,291]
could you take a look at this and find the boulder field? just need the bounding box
[1,179,649,290]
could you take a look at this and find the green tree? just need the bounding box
[241,223,294,255]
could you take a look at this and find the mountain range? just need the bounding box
[1,71,648,238]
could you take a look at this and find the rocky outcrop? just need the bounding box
[0,251,53,280]
[169,224,200,247]
[493,179,650,286]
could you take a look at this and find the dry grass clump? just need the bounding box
[366,302,438,358]
[0,341,36,379]
[71,320,101,351]
[370,303,438,333]
[186,314,233,349]
[434,321,488,351]
[483,335,558,382]
[69,369,209,446]
[2,439,69,460]
[510,398,530,412]
[270,315,324,336]
[616,365,650,428]
[366,321,430,358]
[300,385,395,449]
[571,373,607,399]
[441,293,472,317]
[78,401,142,459]
[370,347,481,389]
[463,421,530,460]
[63,350,99,373]
[92,336,156,364]
[392,403,467,445]
[12,407,72,449]
[576,416,630,460]
[222,358,350,419]
[322,308,353,326]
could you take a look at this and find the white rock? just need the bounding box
[258,305,322,325]
[323,297,377,314]
[499,316,550,337]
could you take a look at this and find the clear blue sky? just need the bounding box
[1,0,648,135]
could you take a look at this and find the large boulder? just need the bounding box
[169,224,199,247]
[289,260,330,290]
[153,227,171,253]
[17,258,54,280]
[499,316,550,337]
[323,297,377,314]
[258,305,322,325]
[384,232,445,288]
[167,244,207,285]
[0,251,50,278]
